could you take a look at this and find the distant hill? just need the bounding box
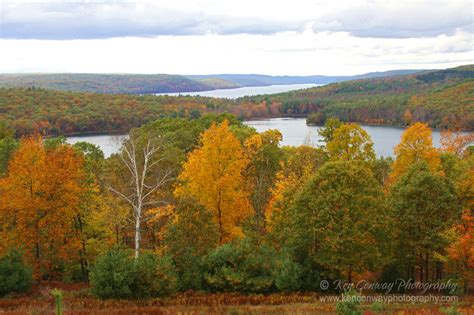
[0,73,240,94]
[0,69,424,94]
[186,70,424,86]
[241,65,474,130]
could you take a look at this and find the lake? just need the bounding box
[244,118,446,157]
[66,134,126,157]
[66,118,447,158]
[156,83,319,99]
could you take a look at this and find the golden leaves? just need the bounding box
[390,123,441,182]
[176,120,252,243]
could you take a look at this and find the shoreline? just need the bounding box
[42,117,472,139]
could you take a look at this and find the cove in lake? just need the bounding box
[156,83,319,99]
[66,118,447,158]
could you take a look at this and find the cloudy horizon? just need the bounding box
[0,0,472,75]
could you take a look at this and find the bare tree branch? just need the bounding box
[108,134,173,259]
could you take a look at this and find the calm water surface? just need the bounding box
[156,84,319,99]
[65,83,455,158]
[66,118,448,158]
[244,118,445,157]
[66,134,126,158]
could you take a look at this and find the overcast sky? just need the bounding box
[0,0,472,75]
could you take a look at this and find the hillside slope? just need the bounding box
[239,65,474,130]
[0,73,239,94]
[0,69,423,94]
[0,65,472,137]
[186,69,424,86]
[0,88,235,135]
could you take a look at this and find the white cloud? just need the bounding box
[312,0,472,38]
[0,0,472,74]
[1,29,472,75]
[1,0,471,39]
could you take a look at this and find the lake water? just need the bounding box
[244,118,446,157]
[156,83,319,99]
[66,134,126,157]
[66,118,448,158]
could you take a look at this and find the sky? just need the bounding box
[0,0,472,75]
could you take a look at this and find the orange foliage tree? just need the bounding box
[443,210,474,293]
[175,120,252,243]
[390,122,441,182]
[440,130,474,156]
[0,136,86,279]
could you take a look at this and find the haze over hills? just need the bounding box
[0,73,239,94]
[186,70,424,87]
[0,69,425,94]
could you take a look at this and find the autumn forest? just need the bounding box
[0,102,473,311]
[0,64,473,314]
[1,65,473,139]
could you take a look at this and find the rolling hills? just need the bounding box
[240,65,474,130]
[187,70,423,86]
[0,65,472,137]
[0,69,424,94]
[0,73,240,94]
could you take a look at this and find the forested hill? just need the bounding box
[0,73,239,94]
[0,65,472,136]
[240,65,474,130]
[0,69,424,94]
[186,69,423,86]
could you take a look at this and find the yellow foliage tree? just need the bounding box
[0,136,85,278]
[326,123,375,162]
[390,122,441,182]
[265,146,326,229]
[175,120,252,243]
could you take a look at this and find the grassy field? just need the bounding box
[1,282,472,314]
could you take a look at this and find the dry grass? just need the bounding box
[0,282,473,314]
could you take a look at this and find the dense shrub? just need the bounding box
[0,249,32,296]
[89,249,137,299]
[134,254,178,298]
[203,240,274,293]
[89,248,177,299]
[202,239,302,293]
[273,253,303,292]
[294,258,329,292]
